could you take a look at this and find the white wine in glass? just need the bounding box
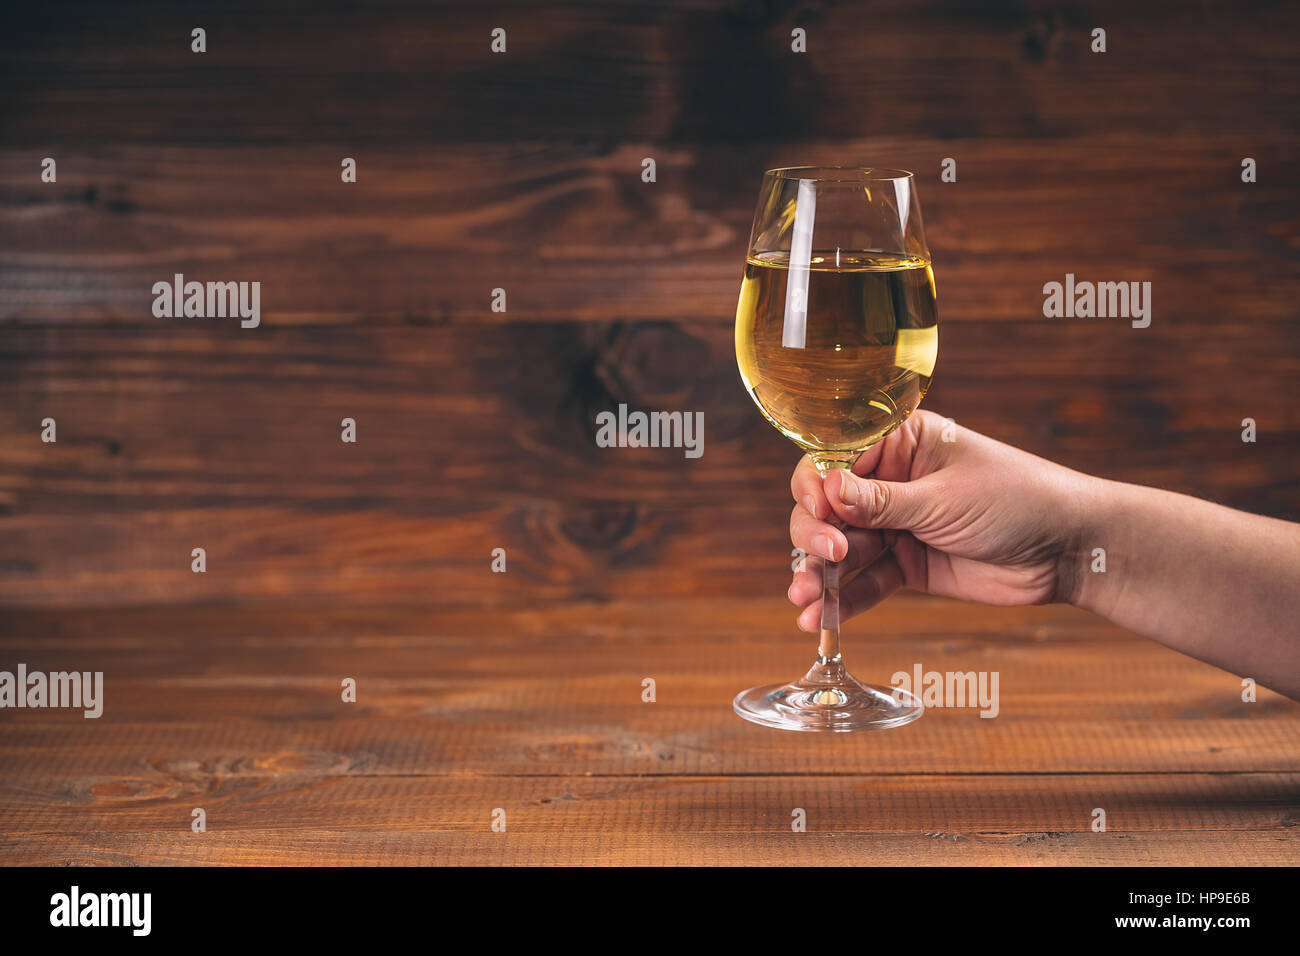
[733,167,937,731]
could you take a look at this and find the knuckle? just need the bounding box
[860,479,890,520]
[789,505,808,538]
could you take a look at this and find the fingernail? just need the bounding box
[838,473,858,505]
[802,495,817,516]
[812,533,835,560]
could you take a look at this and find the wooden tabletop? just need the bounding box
[2,596,1297,865]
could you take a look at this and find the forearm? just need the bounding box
[1070,477,1300,699]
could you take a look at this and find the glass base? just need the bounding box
[733,660,923,732]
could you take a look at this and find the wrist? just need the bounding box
[1056,473,1130,616]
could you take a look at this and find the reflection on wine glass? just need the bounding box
[733,166,938,732]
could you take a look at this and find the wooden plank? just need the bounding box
[2,1,1296,146]
[1,774,1296,865]
[1,312,1296,605]
[4,830,1293,866]
[1,599,1297,777]
[2,132,1295,610]
[2,711,1296,780]
[2,138,1297,325]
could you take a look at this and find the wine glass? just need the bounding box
[733,166,937,732]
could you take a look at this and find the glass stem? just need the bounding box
[810,458,856,687]
[818,521,844,666]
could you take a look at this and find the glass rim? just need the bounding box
[764,166,915,183]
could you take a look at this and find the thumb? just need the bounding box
[824,469,934,531]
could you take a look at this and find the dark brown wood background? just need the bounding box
[0,0,1297,867]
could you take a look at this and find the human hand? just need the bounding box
[788,409,1097,631]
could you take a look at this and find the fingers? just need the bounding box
[791,433,914,523]
[823,468,936,532]
[788,562,822,606]
[851,441,887,477]
[790,455,829,521]
[790,500,891,564]
[793,551,906,631]
[789,501,847,562]
[788,528,891,606]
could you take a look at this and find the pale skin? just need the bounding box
[788,409,1300,700]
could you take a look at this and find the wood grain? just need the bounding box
[2,1,1296,146]
[3,776,1297,866]
[1,312,1296,606]
[2,0,1298,866]
[1,599,1298,865]
[3,138,1298,326]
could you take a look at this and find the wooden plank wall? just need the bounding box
[0,0,1297,609]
